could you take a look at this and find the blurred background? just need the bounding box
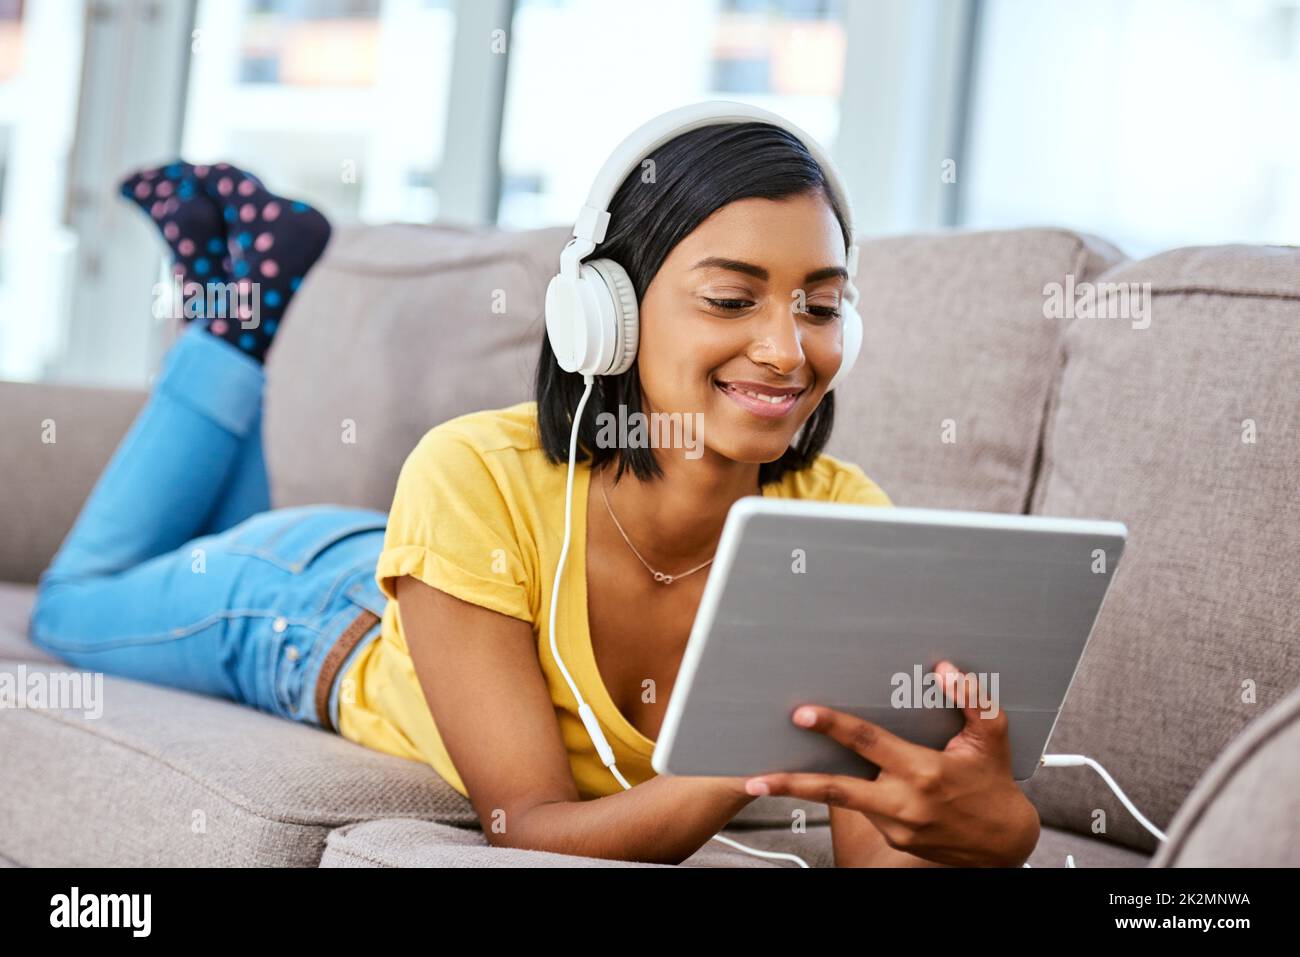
[0,0,1297,386]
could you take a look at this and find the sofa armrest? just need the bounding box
[0,379,145,584]
[1151,682,1300,867]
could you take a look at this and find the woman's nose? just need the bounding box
[745,299,806,373]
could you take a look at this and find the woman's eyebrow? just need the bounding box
[690,257,848,283]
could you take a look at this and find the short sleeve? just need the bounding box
[830,462,894,508]
[375,425,534,624]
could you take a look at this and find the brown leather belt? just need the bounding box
[314,607,381,731]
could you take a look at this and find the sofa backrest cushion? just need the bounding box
[272,224,1125,517]
[827,228,1125,511]
[1020,245,1300,852]
[264,223,571,510]
[0,382,146,584]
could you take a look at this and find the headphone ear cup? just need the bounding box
[545,272,588,373]
[584,258,639,376]
[825,298,863,393]
[544,259,639,377]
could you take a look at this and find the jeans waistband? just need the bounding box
[314,607,381,730]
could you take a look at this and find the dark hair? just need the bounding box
[534,121,851,487]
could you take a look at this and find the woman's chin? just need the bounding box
[704,432,797,467]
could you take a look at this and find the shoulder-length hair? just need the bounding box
[535,121,850,488]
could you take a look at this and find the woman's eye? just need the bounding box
[796,300,841,320]
[701,297,839,320]
[703,297,754,312]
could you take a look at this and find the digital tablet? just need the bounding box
[651,499,1128,783]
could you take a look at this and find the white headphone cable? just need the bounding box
[547,374,810,867]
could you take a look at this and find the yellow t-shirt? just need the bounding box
[336,400,893,801]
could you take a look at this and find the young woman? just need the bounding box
[30,122,1040,868]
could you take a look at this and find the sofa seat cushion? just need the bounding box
[320,817,837,868]
[1023,244,1300,853]
[0,660,480,867]
[0,652,830,866]
[319,818,1144,868]
[1026,826,1149,868]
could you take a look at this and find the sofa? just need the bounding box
[1,222,1297,868]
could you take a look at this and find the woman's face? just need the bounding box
[636,190,849,466]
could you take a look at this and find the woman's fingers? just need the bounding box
[757,664,1014,802]
[934,659,995,720]
[932,659,1012,757]
[748,666,1033,865]
[788,703,926,775]
[744,770,909,819]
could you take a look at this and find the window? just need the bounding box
[11,0,1289,388]
[961,0,1300,257]
[0,0,20,82]
[182,0,456,224]
[0,0,85,381]
[496,0,846,229]
[0,0,24,287]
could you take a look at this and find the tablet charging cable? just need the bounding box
[1028,754,1167,868]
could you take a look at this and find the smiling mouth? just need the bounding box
[712,379,806,417]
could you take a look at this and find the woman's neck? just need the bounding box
[594,451,760,569]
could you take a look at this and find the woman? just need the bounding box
[29,120,1040,868]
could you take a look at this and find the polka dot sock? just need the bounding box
[198,162,332,363]
[119,161,232,318]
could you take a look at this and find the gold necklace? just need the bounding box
[599,470,715,585]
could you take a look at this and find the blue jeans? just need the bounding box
[28,323,388,732]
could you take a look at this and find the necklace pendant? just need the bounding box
[654,571,673,584]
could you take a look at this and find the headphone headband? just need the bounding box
[561,100,858,289]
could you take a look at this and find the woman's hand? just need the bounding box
[743,660,1040,867]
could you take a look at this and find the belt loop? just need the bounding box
[315,607,381,729]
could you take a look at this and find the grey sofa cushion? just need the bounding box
[1152,682,1300,867]
[0,658,480,867]
[262,223,571,512]
[1,590,1151,871]
[0,624,829,871]
[264,224,1124,518]
[0,578,836,869]
[0,382,147,584]
[827,228,1125,512]
[1021,245,1300,853]
[1025,826,1150,868]
[319,817,1147,868]
[320,817,836,868]
[0,583,56,663]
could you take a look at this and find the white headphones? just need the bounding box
[541,101,864,868]
[544,99,864,393]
